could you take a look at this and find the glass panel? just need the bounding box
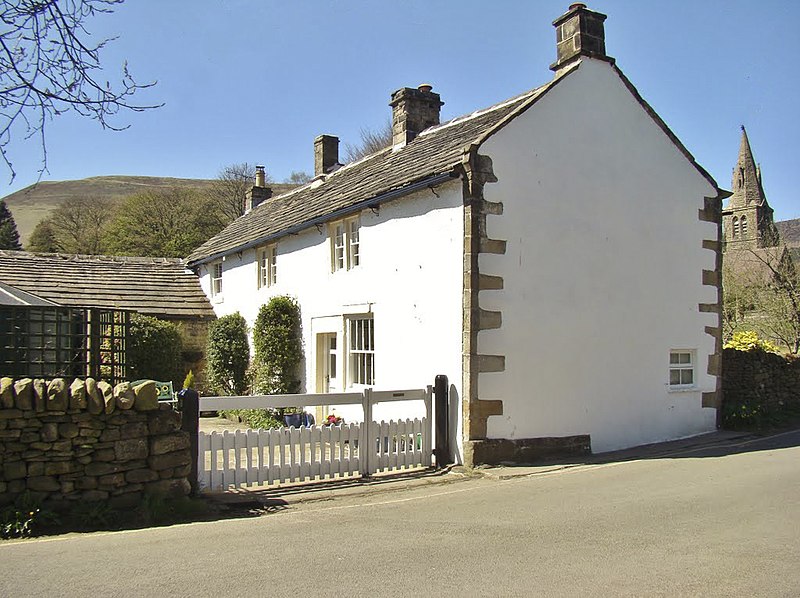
[670,353,679,364]
[670,370,681,385]
[680,369,693,385]
[679,353,691,364]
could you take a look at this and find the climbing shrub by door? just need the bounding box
[206,312,250,395]
[251,296,302,395]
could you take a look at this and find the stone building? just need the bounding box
[188,4,725,465]
[0,251,215,387]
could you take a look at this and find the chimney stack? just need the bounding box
[314,134,340,176]
[550,3,611,72]
[245,165,272,213]
[389,83,444,147]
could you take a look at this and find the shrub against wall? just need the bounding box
[206,312,250,395]
[127,314,183,387]
[251,296,302,395]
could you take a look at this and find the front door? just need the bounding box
[317,332,339,393]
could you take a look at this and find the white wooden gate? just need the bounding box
[197,387,432,492]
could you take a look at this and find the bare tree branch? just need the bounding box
[0,0,162,181]
[343,119,392,163]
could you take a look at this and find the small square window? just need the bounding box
[669,351,694,389]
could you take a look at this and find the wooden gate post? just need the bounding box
[361,388,373,478]
[434,374,451,467]
[179,388,200,495]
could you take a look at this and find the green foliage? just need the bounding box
[723,331,780,353]
[183,370,195,390]
[218,408,285,430]
[1,492,59,539]
[127,314,184,387]
[0,200,21,250]
[206,312,250,395]
[103,187,223,258]
[70,501,116,531]
[251,296,302,395]
[136,494,210,527]
[32,197,114,254]
[26,218,58,252]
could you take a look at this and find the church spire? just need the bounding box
[729,126,767,208]
[722,126,778,249]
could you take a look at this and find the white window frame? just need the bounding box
[330,215,360,272]
[669,350,695,390]
[211,261,223,297]
[346,315,374,387]
[258,244,277,288]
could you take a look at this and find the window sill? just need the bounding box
[211,295,224,304]
[667,385,698,394]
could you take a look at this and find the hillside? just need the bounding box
[775,219,800,262]
[1,176,295,246]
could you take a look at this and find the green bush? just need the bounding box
[127,314,184,387]
[206,312,250,395]
[251,296,302,395]
[218,408,285,429]
[724,331,780,353]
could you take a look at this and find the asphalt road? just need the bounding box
[2,431,799,597]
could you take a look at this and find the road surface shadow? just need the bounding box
[491,426,800,472]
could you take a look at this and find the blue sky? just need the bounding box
[3,0,799,220]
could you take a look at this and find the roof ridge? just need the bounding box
[0,249,185,265]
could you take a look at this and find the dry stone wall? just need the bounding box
[0,377,191,509]
[722,348,800,419]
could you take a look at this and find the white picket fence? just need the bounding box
[197,388,432,492]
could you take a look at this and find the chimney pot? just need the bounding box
[314,135,340,176]
[389,84,444,147]
[549,4,612,72]
[255,165,266,188]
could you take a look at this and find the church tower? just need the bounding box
[722,126,778,250]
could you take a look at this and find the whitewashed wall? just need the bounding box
[478,59,719,453]
[197,180,465,461]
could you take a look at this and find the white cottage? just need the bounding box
[187,4,727,467]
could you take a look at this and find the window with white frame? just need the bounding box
[347,316,374,386]
[211,261,223,296]
[669,350,694,388]
[258,244,277,288]
[331,216,360,272]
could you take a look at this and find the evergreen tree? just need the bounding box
[0,200,21,250]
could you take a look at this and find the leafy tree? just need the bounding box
[206,162,267,227]
[127,314,183,387]
[343,120,393,163]
[0,0,160,181]
[723,245,800,354]
[26,219,58,252]
[206,312,250,395]
[34,196,114,254]
[285,171,311,185]
[103,187,221,257]
[251,296,303,395]
[0,200,21,249]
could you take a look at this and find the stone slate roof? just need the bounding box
[186,79,562,266]
[0,281,60,307]
[0,251,215,319]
